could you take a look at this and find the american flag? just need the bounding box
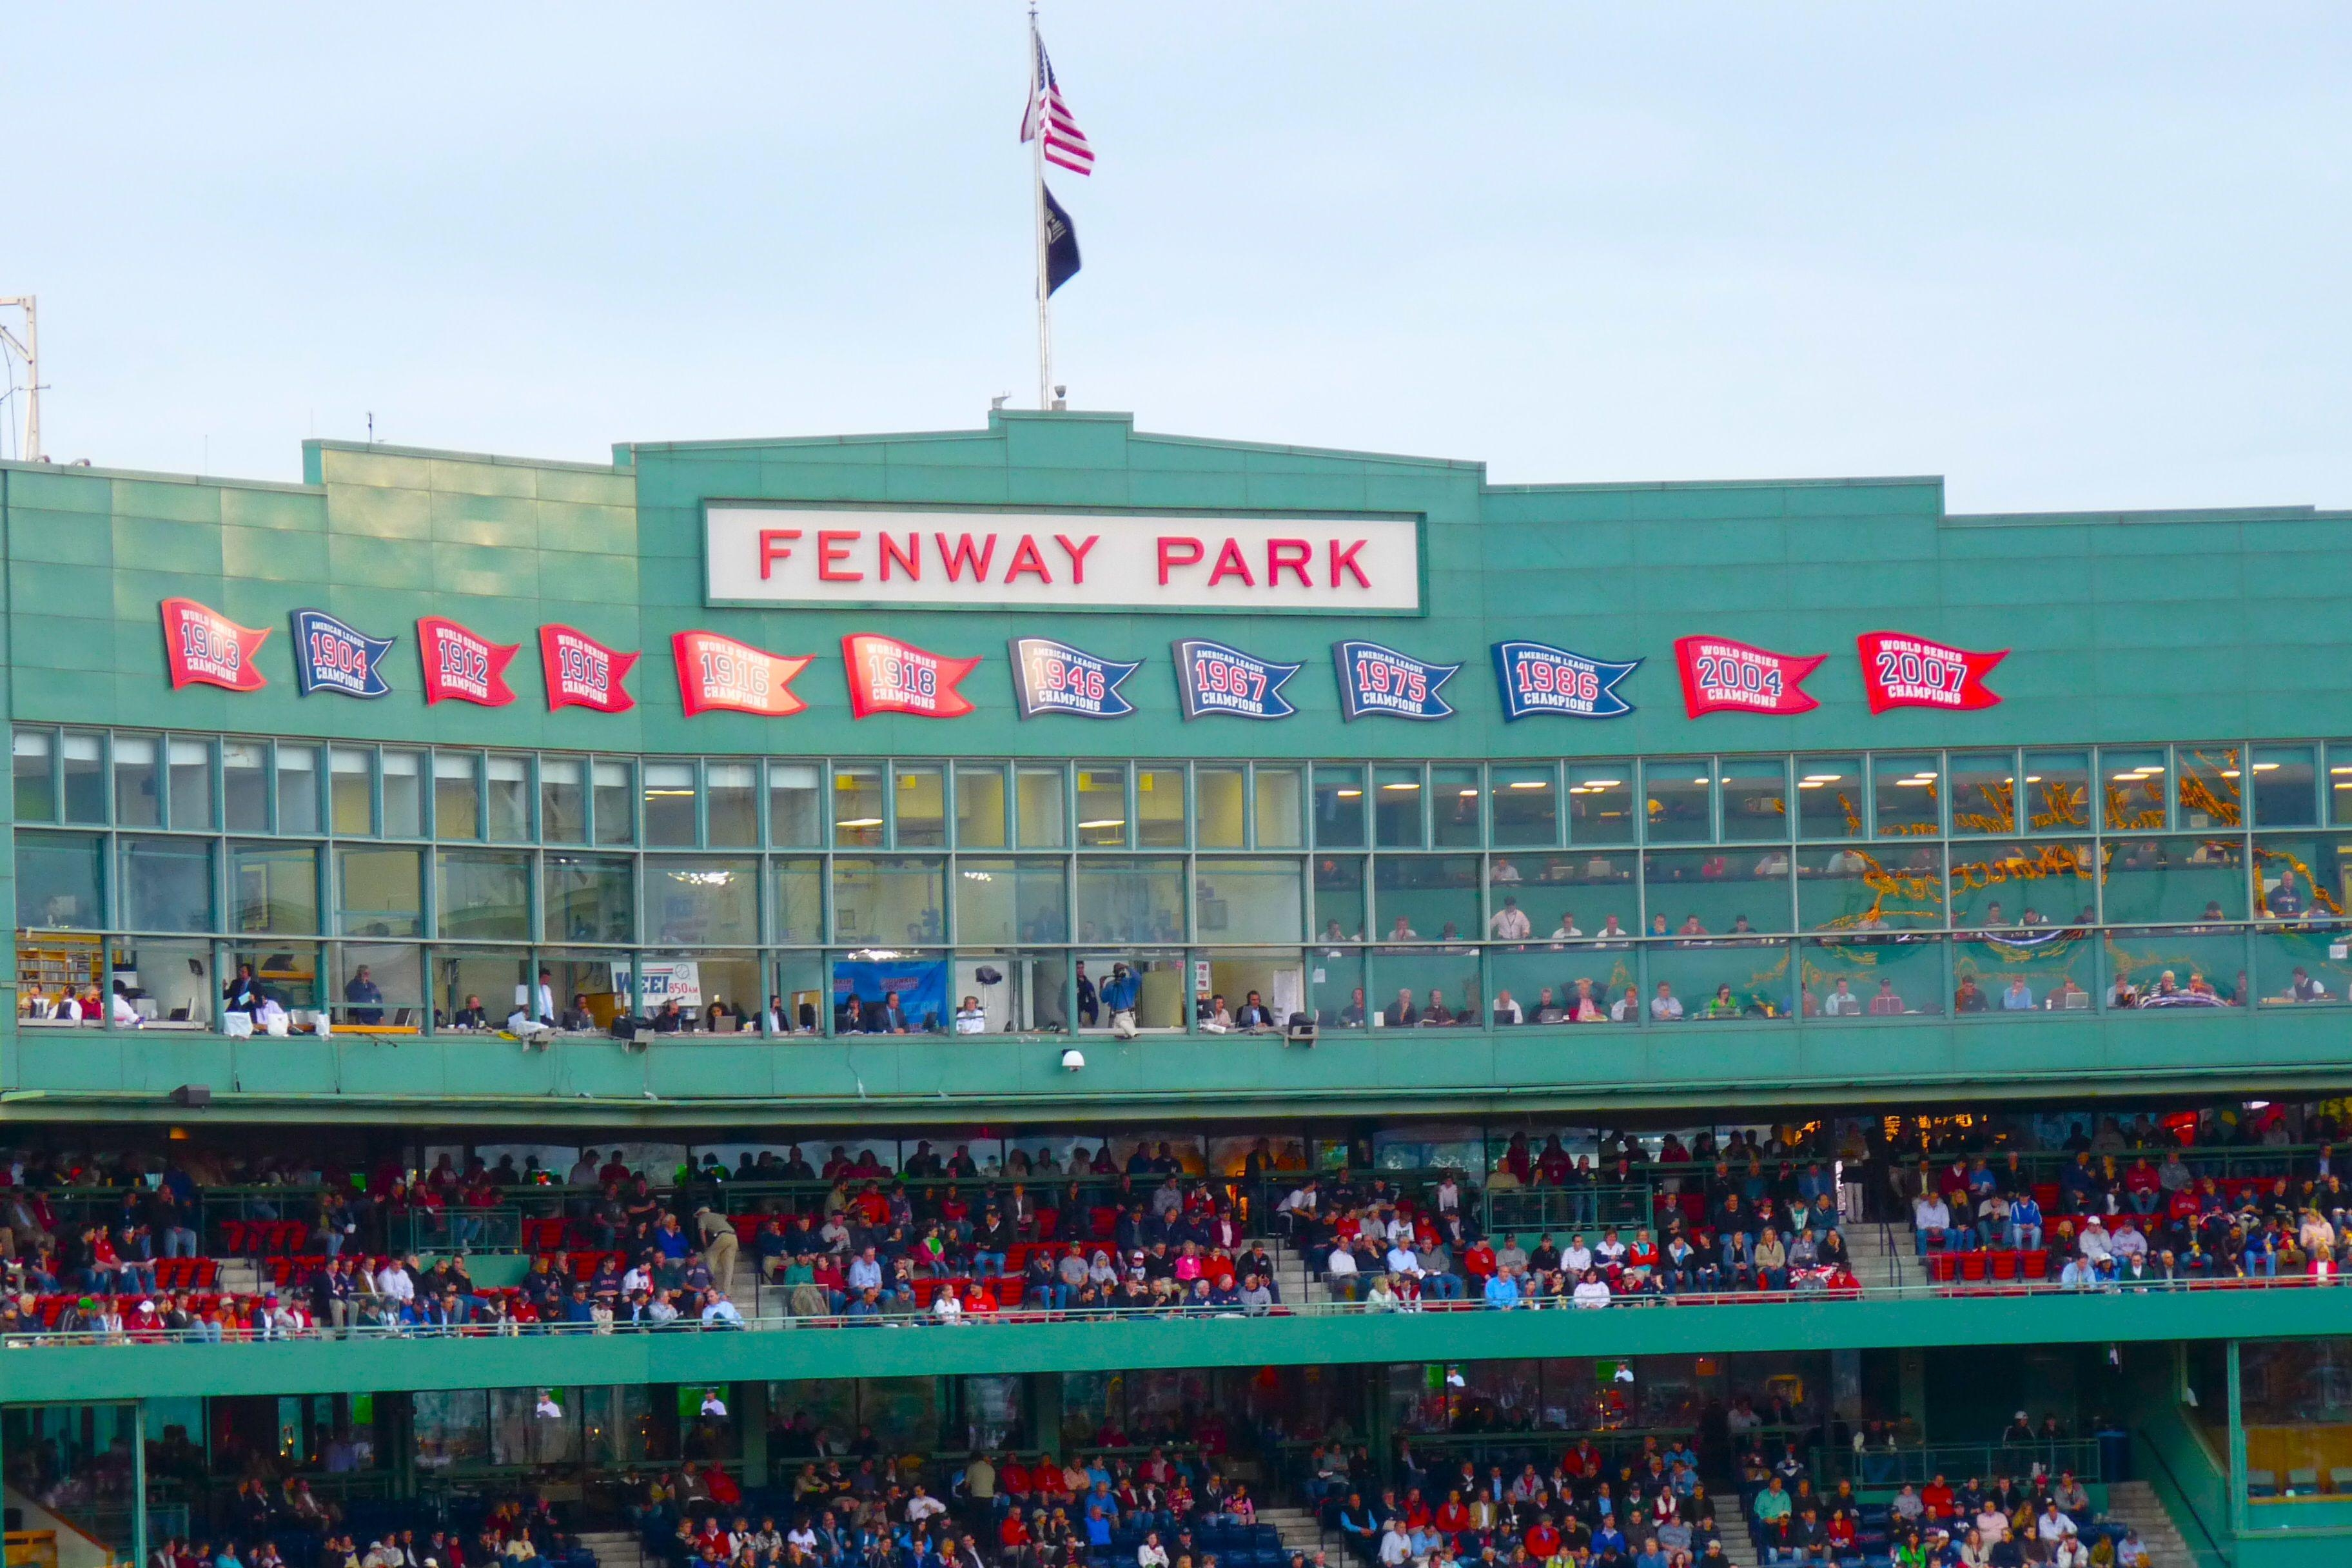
[1021,34,1095,176]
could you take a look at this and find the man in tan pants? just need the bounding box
[694,1206,740,1293]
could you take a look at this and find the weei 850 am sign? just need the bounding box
[702,504,1424,614]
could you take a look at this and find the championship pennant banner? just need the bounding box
[161,598,270,692]
[1333,641,1458,722]
[843,634,979,720]
[539,625,638,714]
[1174,638,1300,721]
[673,631,812,718]
[1856,631,2006,714]
[1492,640,1640,721]
[1674,636,1824,717]
[290,609,394,699]
[1009,637,1140,720]
[417,617,519,707]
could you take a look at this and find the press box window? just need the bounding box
[276,744,320,836]
[13,730,54,821]
[485,754,532,843]
[643,763,698,847]
[833,765,884,848]
[954,765,1008,848]
[1373,767,1424,848]
[1795,756,1863,839]
[592,760,635,845]
[114,736,161,827]
[540,758,587,844]
[1195,766,1246,848]
[1489,765,1558,848]
[707,763,758,848]
[382,750,426,838]
[434,753,483,840]
[1253,766,1303,848]
[895,764,946,848]
[1137,767,1185,848]
[1077,765,1128,847]
[222,742,268,832]
[1016,766,1067,848]
[768,763,821,847]
[1313,766,1366,849]
[61,731,106,825]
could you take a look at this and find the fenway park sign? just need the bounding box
[703,505,1423,613]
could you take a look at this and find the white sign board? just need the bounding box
[704,505,1423,613]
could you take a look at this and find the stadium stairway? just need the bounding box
[2101,1480,2194,1567]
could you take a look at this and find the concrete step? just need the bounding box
[2101,1482,2193,1567]
[574,1531,643,1568]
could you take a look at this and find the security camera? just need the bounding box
[1060,1048,1086,1072]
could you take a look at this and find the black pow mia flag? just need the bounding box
[1043,182,1082,295]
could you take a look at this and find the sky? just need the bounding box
[4,4,2347,512]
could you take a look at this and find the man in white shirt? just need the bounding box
[1562,1236,1594,1276]
[2077,1216,2113,1263]
[1649,983,1684,1021]
[847,1247,884,1293]
[1491,990,1524,1025]
[375,1259,415,1306]
[569,1150,602,1186]
[954,996,986,1034]
[110,986,145,1028]
[1489,898,1533,941]
[1912,1195,1952,1251]
[906,1489,948,1524]
[1821,979,1861,1015]
[533,968,557,1024]
[1610,986,1643,1023]
[1326,1242,1362,1300]
[1550,915,1583,941]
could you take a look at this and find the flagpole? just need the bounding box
[1030,1,1053,410]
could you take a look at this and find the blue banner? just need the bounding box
[1333,640,1460,722]
[832,956,950,1032]
[1493,640,1640,721]
[1008,636,1141,720]
[1173,638,1301,720]
[291,608,395,699]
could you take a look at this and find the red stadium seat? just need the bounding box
[2021,1251,2049,1280]
[1988,1250,2018,1280]
[1959,1253,1987,1282]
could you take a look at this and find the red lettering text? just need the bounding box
[1003,534,1053,583]
[1157,536,1204,585]
[936,533,997,582]
[1208,537,1256,587]
[1054,534,1097,584]
[758,528,801,580]
[1266,538,1313,588]
[1329,538,1370,589]
[818,530,863,582]
[879,533,920,582]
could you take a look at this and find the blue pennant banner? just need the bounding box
[1493,640,1640,720]
[1333,640,1460,722]
[1173,638,1301,721]
[291,608,395,699]
[1008,636,1141,720]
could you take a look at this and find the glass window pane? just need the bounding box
[1075,858,1184,945]
[1373,855,1479,945]
[2253,745,2318,828]
[832,857,945,945]
[1643,848,1794,938]
[2254,832,2349,923]
[768,762,821,847]
[382,749,424,838]
[16,830,103,929]
[772,858,825,943]
[121,836,213,932]
[592,760,635,845]
[115,735,161,827]
[2102,834,2246,925]
[334,941,420,1026]
[832,764,883,848]
[1313,856,1366,944]
[61,731,105,825]
[1195,766,1246,848]
[436,850,530,940]
[1953,934,2096,1015]
[1137,766,1185,847]
[894,763,946,848]
[2017,749,2091,833]
[222,741,268,832]
[1368,949,1483,1029]
[1016,766,1066,847]
[329,748,374,835]
[166,738,215,830]
[1798,843,1940,935]
[2107,927,2246,1011]
[2175,743,2246,830]
[2329,746,2352,827]
[1643,759,1712,843]
[1565,762,1634,845]
[1718,757,1789,841]
[231,843,319,934]
[540,757,587,843]
[643,762,697,847]
[433,752,481,840]
[2253,927,2350,1008]
[1253,766,1303,848]
[337,846,422,937]
[437,947,532,1032]
[1373,766,1424,848]
[1076,763,1128,847]
[1431,765,1482,848]
[1312,765,1365,848]
[1489,765,1558,848]
[707,762,758,847]
[1871,754,1941,837]
[1948,752,2018,836]
[1523,848,1638,940]
[1948,841,2095,930]
[12,729,54,821]
[955,859,1069,945]
[1647,939,1795,1023]
[2102,747,2169,832]
[1195,859,1304,944]
[276,743,320,836]
[647,858,760,945]
[545,854,634,945]
[485,753,531,843]
[954,765,1008,848]
[1795,756,1863,839]
[1798,937,1944,1020]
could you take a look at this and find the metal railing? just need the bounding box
[1825,1438,2106,1486]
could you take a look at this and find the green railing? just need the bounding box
[1827,1436,2108,1485]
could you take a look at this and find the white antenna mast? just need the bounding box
[1028,2,1053,411]
[0,297,42,462]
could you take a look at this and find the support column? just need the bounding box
[132,1400,149,1568]
[2226,1341,2248,1536]
[738,1381,770,1488]
[1031,1373,1064,1464]
[1364,1366,1393,1484]
[1897,1349,1928,1443]
[389,1392,416,1502]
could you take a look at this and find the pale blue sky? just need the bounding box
[6,4,2346,510]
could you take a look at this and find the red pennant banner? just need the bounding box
[673,631,813,718]
[416,616,520,707]
[842,634,979,720]
[160,598,270,692]
[538,624,639,714]
[1674,636,1824,717]
[1856,631,2006,714]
